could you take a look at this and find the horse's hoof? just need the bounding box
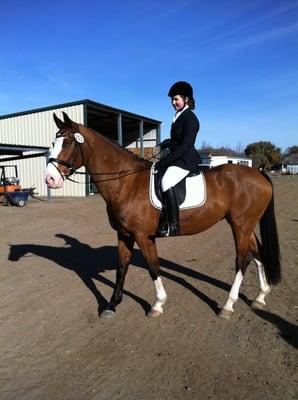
[147,309,162,318]
[100,309,115,320]
[251,300,266,310]
[218,308,233,319]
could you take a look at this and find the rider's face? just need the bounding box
[172,95,186,111]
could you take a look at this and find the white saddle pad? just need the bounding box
[149,164,207,210]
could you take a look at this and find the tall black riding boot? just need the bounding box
[158,187,180,237]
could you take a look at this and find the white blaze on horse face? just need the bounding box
[45,137,65,188]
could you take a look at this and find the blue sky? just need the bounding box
[1,0,297,151]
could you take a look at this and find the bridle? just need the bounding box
[47,129,160,183]
[47,132,83,180]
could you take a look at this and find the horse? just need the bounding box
[45,112,281,320]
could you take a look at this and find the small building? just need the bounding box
[199,152,252,168]
[0,99,161,197]
[281,154,298,174]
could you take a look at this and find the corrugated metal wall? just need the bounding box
[0,105,86,197]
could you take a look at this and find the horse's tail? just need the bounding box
[259,172,281,285]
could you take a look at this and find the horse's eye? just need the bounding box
[62,141,70,149]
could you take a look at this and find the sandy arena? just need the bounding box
[0,175,297,400]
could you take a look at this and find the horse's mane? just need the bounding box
[86,126,153,168]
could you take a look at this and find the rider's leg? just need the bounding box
[158,166,189,237]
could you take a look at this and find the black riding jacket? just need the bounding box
[159,108,200,171]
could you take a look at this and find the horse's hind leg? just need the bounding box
[219,270,244,319]
[219,229,252,319]
[252,258,271,308]
[250,234,271,308]
[135,234,167,318]
[100,232,134,319]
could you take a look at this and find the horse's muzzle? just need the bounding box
[45,164,64,189]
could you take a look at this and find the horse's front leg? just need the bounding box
[135,234,167,318]
[100,232,134,319]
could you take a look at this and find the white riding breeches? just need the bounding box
[161,166,190,192]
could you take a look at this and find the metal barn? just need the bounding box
[0,100,161,197]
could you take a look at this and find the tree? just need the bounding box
[244,141,282,170]
[284,145,298,156]
[198,142,243,156]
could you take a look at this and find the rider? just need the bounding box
[158,81,200,237]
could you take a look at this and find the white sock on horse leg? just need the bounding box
[253,258,270,305]
[152,277,167,313]
[222,270,244,312]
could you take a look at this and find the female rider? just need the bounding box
[158,81,200,237]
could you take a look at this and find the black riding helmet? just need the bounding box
[168,81,193,98]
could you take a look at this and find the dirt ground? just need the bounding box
[0,175,297,400]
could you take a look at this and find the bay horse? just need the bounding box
[45,112,281,319]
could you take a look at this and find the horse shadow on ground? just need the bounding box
[252,309,298,349]
[8,234,249,318]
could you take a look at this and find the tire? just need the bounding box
[17,199,26,207]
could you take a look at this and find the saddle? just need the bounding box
[150,164,206,210]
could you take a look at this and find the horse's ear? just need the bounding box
[53,113,65,129]
[62,112,74,128]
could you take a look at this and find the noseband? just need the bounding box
[48,134,83,180]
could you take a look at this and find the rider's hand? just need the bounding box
[160,139,172,151]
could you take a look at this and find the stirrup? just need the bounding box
[168,223,180,237]
[158,222,180,237]
[158,222,169,237]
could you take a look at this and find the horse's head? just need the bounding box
[45,112,85,188]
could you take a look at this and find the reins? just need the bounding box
[67,166,152,184]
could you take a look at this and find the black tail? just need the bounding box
[259,173,281,285]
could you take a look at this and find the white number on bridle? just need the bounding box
[74,132,84,144]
